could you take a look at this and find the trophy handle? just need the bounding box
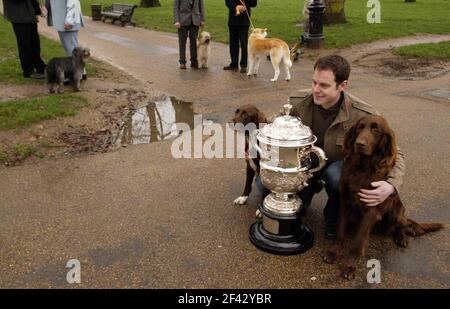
[308,146,327,173]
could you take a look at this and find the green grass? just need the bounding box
[0,94,88,130]
[12,143,36,160]
[393,41,450,60]
[0,143,38,163]
[79,0,450,48]
[0,16,96,84]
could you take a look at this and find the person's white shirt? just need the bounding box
[65,0,82,26]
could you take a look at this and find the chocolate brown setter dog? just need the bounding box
[324,115,443,280]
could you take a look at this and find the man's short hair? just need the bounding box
[314,55,351,86]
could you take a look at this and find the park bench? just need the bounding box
[101,3,138,27]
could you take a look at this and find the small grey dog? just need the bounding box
[46,46,90,93]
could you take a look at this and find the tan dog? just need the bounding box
[247,28,292,82]
[197,31,211,69]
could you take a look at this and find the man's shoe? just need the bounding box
[240,67,247,73]
[325,225,337,240]
[28,72,45,79]
[191,62,199,69]
[223,65,238,71]
[180,64,187,70]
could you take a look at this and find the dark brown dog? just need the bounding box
[231,104,268,206]
[324,115,443,280]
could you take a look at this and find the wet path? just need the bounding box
[0,14,449,288]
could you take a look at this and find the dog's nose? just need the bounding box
[355,139,366,148]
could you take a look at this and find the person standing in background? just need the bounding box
[46,0,86,79]
[173,0,205,70]
[2,0,46,79]
[224,0,257,73]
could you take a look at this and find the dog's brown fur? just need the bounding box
[324,115,443,280]
[232,104,268,205]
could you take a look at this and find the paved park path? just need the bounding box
[0,14,449,288]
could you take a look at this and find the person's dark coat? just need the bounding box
[2,0,40,24]
[225,0,257,27]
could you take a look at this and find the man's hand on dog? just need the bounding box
[358,181,396,207]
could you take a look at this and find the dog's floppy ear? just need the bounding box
[72,47,82,57]
[257,110,268,126]
[375,122,397,170]
[343,120,359,160]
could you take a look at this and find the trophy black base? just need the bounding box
[249,207,314,255]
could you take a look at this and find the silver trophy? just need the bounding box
[249,104,327,255]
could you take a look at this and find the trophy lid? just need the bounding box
[258,103,316,147]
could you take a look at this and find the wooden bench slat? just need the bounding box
[100,3,137,27]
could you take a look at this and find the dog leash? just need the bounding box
[237,0,255,30]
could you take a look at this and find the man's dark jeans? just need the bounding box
[228,25,249,68]
[12,22,46,77]
[256,160,343,228]
[178,25,199,65]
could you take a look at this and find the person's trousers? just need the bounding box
[58,31,79,57]
[256,160,343,228]
[228,25,249,68]
[12,22,46,77]
[177,25,199,65]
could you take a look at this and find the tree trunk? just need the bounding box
[323,0,346,25]
[140,0,161,7]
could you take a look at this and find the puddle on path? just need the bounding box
[114,96,195,145]
[422,89,450,101]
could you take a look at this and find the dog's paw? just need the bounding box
[340,265,357,280]
[402,226,417,237]
[285,77,291,81]
[255,209,262,219]
[234,196,248,205]
[394,233,409,248]
[323,250,340,264]
[270,78,278,82]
